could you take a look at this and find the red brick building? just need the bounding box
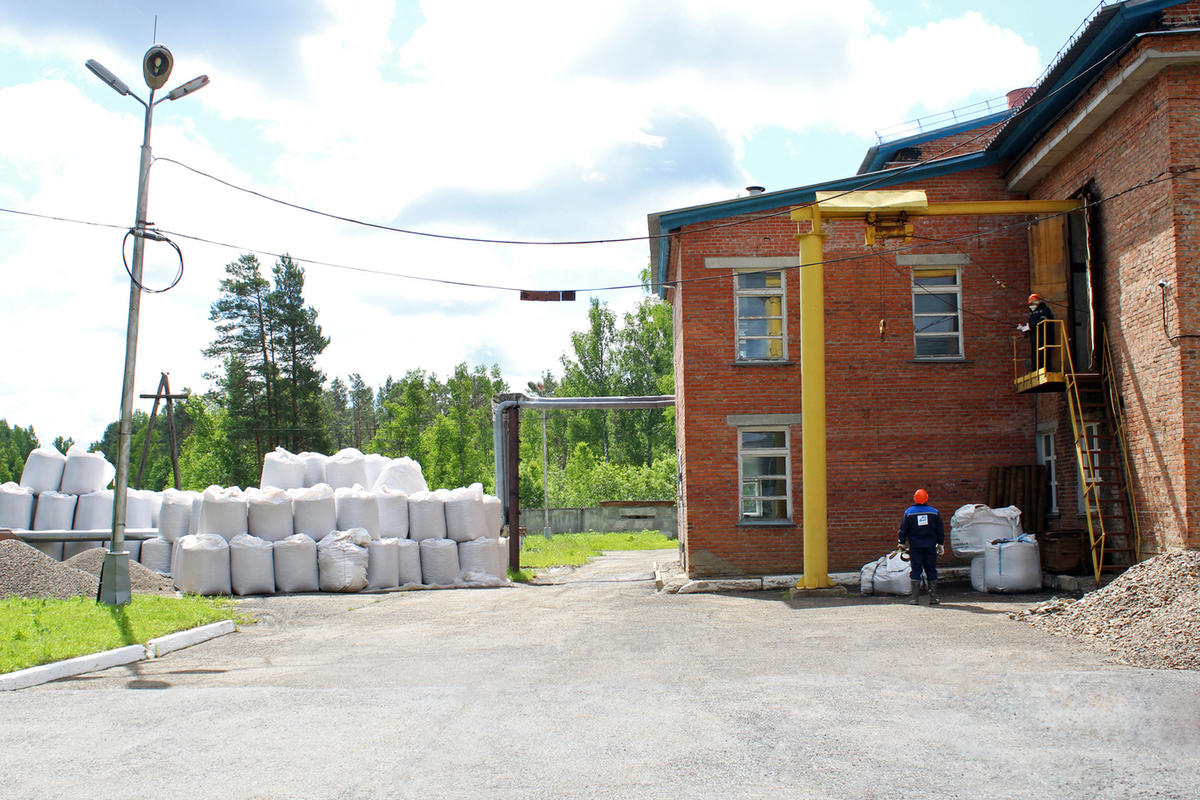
[648,0,1200,578]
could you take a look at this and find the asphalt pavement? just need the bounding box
[4,549,1199,799]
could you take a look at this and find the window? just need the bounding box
[1037,430,1058,514]
[738,427,791,521]
[735,270,786,361]
[911,267,963,358]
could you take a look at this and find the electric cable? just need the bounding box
[121,227,185,293]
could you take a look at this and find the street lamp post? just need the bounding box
[87,47,208,605]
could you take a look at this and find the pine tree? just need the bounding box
[269,254,330,454]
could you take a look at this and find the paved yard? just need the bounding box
[5,549,1198,799]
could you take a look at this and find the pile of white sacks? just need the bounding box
[950,504,1041,592]
[1,445,510,596]
[0,445,161,562]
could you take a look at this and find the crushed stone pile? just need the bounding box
[1012,550,1200,671]
[0,538,98,599]
[65,548,173,594]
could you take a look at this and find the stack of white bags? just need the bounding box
[3,444,510,597]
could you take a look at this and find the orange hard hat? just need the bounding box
[1027,293,1043,304]
[913,488,929,505]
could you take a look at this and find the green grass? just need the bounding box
[519,530,675,569]
[0,594,243,674]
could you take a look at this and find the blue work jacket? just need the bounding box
[898,504,944,549]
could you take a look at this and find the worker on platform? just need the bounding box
[1017,293,1055,371]
[897,488,944,605]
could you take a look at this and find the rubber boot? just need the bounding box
[909,581,921,605]
[929,580,940,605]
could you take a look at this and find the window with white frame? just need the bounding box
[738,427,791,521]
[911,267,963,358]
[1037,429,1058,514]
[735,270,786,361]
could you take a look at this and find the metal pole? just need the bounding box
[505,405,521,571]
[99,89,156,605]
[542,409,551,537]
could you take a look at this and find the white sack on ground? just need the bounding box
[419,537,459,585]
[335,486,381,538]
[497,536,510,576]
[1,481,37,529]
[246,486,295,542]
[59,445,115,495]
[363,454,391,489]
[408,490,447,541]
[445,483,488,543]
[483,494,502,537]
[376,488,409,539]
[983,535,1041,593]
[19,446,66,494]
[372,456,428,495]
[970,555,987,592]
[318,528,370,592]
[230,533,276,595]
[950,504,1023,559]
[458,537,503,579]
[298,451,328,488]
[291,484,337,540]
[174,534,232,595]
[860,557,879,595]
[273,534,319,593]
[261,446,307,490]
[158,488,195,542]
[73,489,114,530]
[139,536,173,574]
[197,485,248,540]
[871,549,912,595]
[325,448,367,490]
[366,537,401,590]
[397,538,422,586]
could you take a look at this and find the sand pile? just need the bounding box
[65,548,173,594]
[1012,550,1200,670]
[0,538,97,599]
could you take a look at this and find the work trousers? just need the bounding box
[908,546,938,584]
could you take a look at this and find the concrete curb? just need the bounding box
[1,619,237,691]
[656,566,974,595]
[146,619,236,659]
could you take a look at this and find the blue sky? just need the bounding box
[0,0,1107,444]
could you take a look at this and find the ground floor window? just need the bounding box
[738,427,791,521]
[1037,429,1058,514]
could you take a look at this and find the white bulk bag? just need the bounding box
[950,504,1023,559]
[324,448,367,490]
[408,490,447,541]
[376,488,409,539]
[260,446,307,490]
[983,536,1041,593]
[139,536,173,574]
[59,445,116,495]
[871,549,912,595]
[335,486,381,538]
[291,484,337,540]
[445,483,487,543]
[298,452,328,488]
[366,537,401,590]
[230,533,276,595]
[970,555,987,592]
[397,538,422,586]
[372,456,428,495]
[74,489,114,530]
[419,537,459,585]
[197,485,248,540]
[482,494,503,537]
[31,490,77,560]
[274,534,319,593]
[126,489,155,530]
[317,529,370,592]
[174,534,232,595]
[19,446,66,494]
[458,537,503,579]
[158,488,195,543]
[246,486,295,542]
[363,454,392,489]
[497,537,510,576]
[147,491,163,527]
[188,493,203,535]
[1,481,37,529]
[860,556,881,595]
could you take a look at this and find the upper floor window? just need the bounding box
[735,270,786,361]
[911,266,963,359]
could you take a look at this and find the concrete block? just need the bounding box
[146,620,236,659]
[677,578,763,594]
[762,574,805,590]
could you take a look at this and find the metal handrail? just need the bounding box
[4,529,158,542]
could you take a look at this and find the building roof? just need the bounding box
[647,0,1185,297]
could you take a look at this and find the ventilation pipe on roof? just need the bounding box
[746,185,765,195]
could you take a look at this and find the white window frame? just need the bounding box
[1037,428,1059,514]
[734,269,787,362]
[911,266,964,359]
[737,426,792,522]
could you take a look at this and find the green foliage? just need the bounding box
[0,420,38,484]
[177,396,246,490]
[544,442,676,506]
[519,530,674,569]
[269,255,330,454]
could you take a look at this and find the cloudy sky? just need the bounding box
[0,0,1105,445]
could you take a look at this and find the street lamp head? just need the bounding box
[142,45,174,90]
[85,59,130,97]
[165,74,210,101]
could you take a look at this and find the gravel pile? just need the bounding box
[0,539,98,599]
[64,548,174,594]
[1012,550,1200,670]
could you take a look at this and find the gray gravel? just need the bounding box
[0,538,96,599]
[4,549,1199,800]
[64,548,173,594]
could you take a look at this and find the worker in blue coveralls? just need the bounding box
[897,488,945,605]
